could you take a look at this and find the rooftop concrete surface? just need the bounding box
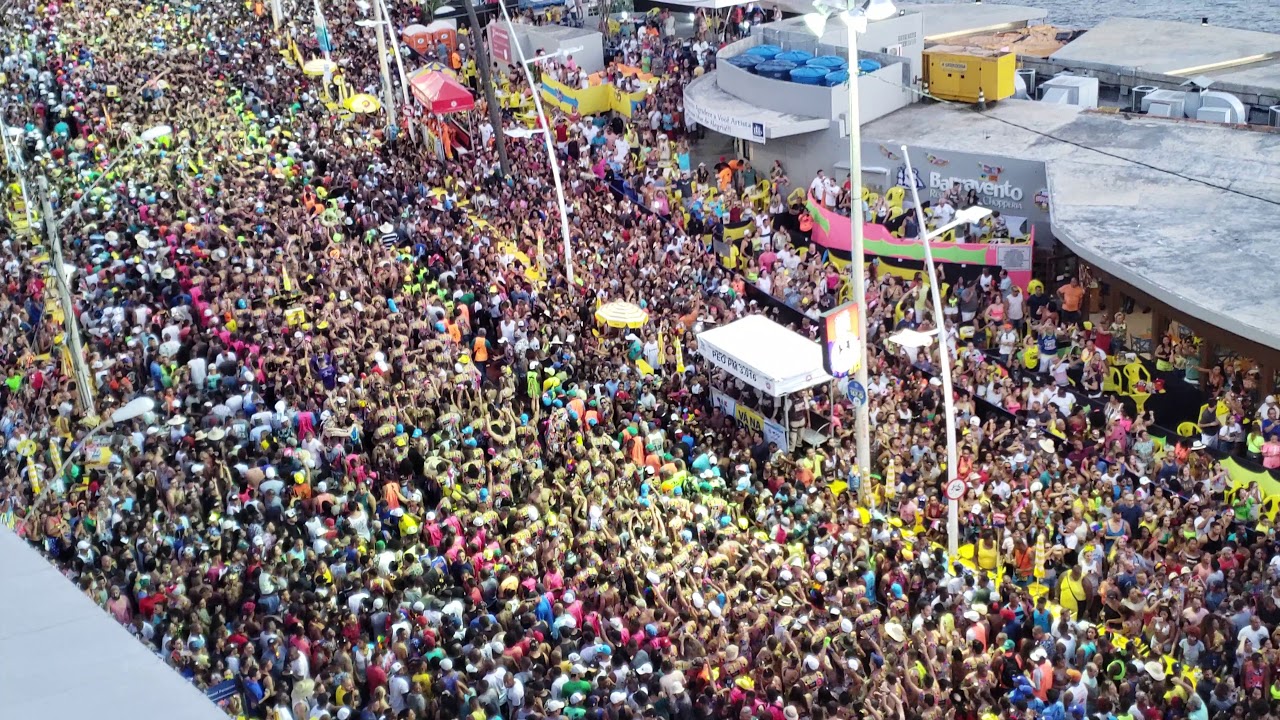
[1200,58,1280,98]
[1050,17,1280,76]
[0,528,228,720]
[861,100,1280,350]
[898,3,1048,40]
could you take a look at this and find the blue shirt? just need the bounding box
[1039,333,1058,355]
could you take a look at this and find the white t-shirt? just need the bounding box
[389,674,410,712]
[823,178,840,207]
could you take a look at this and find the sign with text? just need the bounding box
[711,389,789,449]
[862,142,1050,242]
[805,192,1034,292]
[684,101,767,144]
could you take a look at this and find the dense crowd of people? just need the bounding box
[3,2,1280,720]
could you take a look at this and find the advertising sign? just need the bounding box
[805,192,1034,291]
[821,302,861,379]
[489,25,511,64]
[684,100,767,144]
[863,142,1051,242]
[711,389,789,449]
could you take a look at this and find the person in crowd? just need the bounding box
[2,4,1279,720]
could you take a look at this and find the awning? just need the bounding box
[410,70,475,114]
[696,315,831,397]
[683,72,829,143]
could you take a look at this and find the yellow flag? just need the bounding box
[281,265,294,293]
[26,457,40,495]
[657,331,667,366]
[673,337,685,374]
[636,359,654,376]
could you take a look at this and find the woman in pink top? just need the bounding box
[1262,434,1280,470]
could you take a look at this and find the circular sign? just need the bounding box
[944,477,967,501]
[846,381,867,407]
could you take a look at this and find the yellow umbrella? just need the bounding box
[344,93,381,114]
[303,58,338,76]
[595,301,649,329]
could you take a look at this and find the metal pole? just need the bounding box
[900,145,960,562]
[462,0,511,176]
[37,175,96,417]
[499,0,576,285]
[272,0,282,29]
[378,0,418,142]
[372,0,398,133]
[844,19,872,502]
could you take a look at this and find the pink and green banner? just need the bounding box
[805,193,1033,291]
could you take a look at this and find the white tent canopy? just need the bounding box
[696,315,832,397]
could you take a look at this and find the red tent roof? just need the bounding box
[409,70,474,114]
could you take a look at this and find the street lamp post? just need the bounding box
[376,0,419,142]
[890,145,991,561]
[498,0,578,285]
[806,0,896,499]
[357,7,398,134]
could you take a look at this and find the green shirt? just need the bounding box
[562,679,591,698]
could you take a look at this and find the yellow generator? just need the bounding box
[923,47,1016,104]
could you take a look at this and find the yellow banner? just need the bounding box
[541,77,610,116]
[539,77,648,118]
[734,403,765,434]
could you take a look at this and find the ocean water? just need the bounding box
[926,0,1280,34]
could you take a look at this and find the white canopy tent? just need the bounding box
[697,315,831,396]
[697,315,832,450]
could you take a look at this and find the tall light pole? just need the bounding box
[891,145,991,561]
[498,0,576,285]
[462,0,511,176]
[376,0,418,142]
[806,0,896,499]
[357,10,398,133]
[37,176,97,416]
